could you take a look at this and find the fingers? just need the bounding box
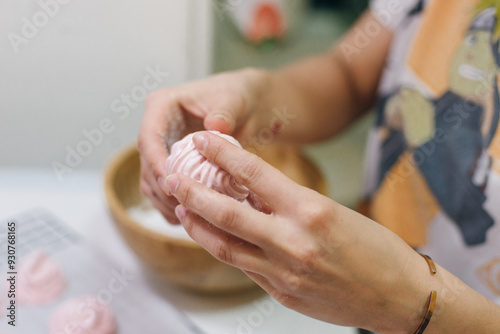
[177,205,268,272]
[203,95,246,135]
[243,270,301,309]
[243,270,276,293]
[138,77,254,225]
[140,157,180,224]
[139,90,176,181]
[138,91,178,220]
[246,192,273,214]
[178,91,239,134]
[149,191,179,224]
[166,173,277,247]
[192,131,300,213]
[181,90,246,135]
[139,89,196,224]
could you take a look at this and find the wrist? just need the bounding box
[237,67,289,142]
[372,251,436,334]
[239,66,273,127]
[378,253,500,334]
[423,265,500,334]
[239,67,271,102]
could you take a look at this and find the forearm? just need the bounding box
[263,53,371,144]
[251,11,392,144]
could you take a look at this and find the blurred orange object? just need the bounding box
[248,3,285,44]
[226,0,306,46]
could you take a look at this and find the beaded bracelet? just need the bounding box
[413,254,437,334]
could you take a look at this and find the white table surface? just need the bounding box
[0,168,356,334]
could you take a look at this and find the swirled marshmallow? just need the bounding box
[49,295,116,334]
[17,250,65,305]
[166,131,249,201]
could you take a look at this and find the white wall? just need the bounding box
[0,0,213,174]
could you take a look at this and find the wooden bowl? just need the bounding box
[104,144,327,293]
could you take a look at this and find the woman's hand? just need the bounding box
[160,131,438,333]
[137,69,268,223]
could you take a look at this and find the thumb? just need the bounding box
[204,111,235,134]
[203,97,246,134]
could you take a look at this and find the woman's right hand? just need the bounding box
[137,68,268,224]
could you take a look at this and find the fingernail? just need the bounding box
[212,114,231,128]
[175,205,187,222]
[158,177,171,196]
[193,133,208,151]
[165,175,179,194]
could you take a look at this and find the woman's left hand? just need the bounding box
[160,131,434,334]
